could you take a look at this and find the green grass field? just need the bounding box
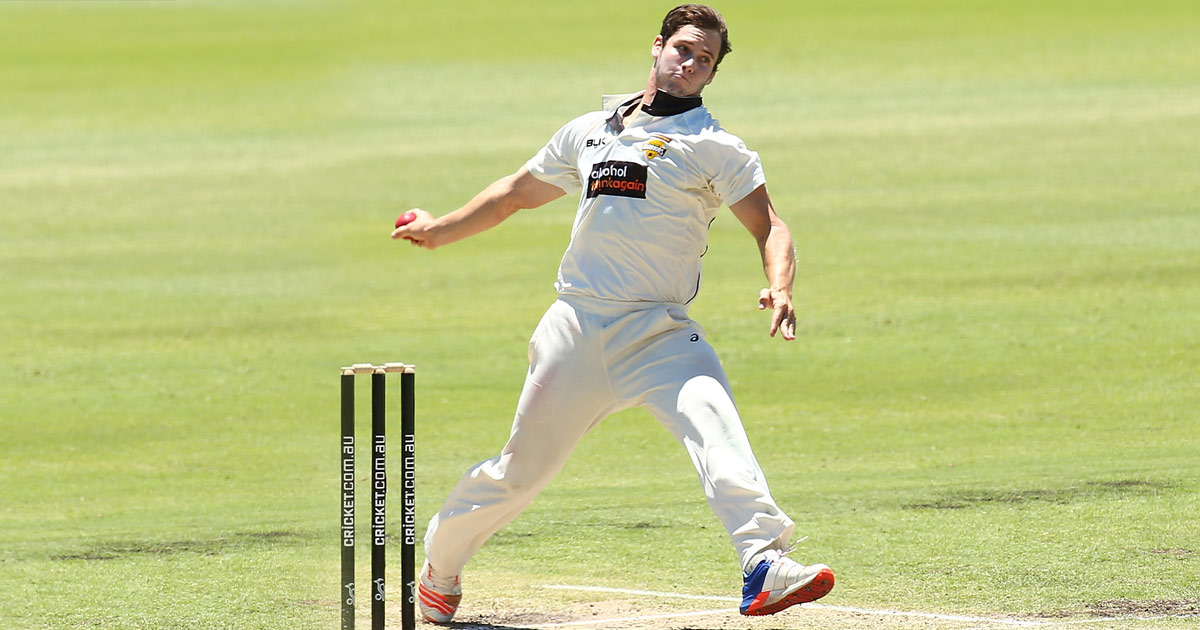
[2,1,1198,628]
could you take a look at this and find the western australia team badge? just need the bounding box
[642,134,672,160]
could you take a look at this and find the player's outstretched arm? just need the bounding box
[729,184,798,340]
[392,166,565,250]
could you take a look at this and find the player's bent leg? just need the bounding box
[424,300,620,615]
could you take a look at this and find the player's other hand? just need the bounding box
[758,287,796,340]
[391,208,436,248]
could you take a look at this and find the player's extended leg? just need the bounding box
[641,353,796,568]
[421,300,620,622]
[631,307,834,615]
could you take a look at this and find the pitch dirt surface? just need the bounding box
[430,600,1198,630]
[374,583,1200,630]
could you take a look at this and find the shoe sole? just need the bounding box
[741,567,835,616]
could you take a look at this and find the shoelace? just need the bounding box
[748,536,810,574]
[777,536,808,558]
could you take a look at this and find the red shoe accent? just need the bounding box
[418,582,461,620]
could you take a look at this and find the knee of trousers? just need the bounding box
[472,451,562,500]
[694,445,768,499]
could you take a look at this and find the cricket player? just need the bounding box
[392,4,834,622]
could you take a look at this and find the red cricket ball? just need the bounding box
[395,211,417,228]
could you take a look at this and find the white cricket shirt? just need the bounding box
[526,92,766,306]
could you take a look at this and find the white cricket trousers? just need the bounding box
[424,297,795,575]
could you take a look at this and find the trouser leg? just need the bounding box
[424,301,616,575]
[631,309,795,571]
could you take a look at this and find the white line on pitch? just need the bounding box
[533,607,736,628]
[543,584,738,603]
[540,584,1044,627]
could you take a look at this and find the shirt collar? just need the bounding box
[603,90,704,132]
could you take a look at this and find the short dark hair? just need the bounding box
[660,4,732,69]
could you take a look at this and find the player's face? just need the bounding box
[651,25,721,98]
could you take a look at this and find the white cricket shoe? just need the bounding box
[417,561,462,624]
[740,550,834,616]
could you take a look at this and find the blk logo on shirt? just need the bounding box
[587,160,647,199]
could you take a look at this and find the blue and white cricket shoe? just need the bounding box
[740,552,834,616]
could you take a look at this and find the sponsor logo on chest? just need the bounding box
[642,134,672,160]
[587,160,648,199]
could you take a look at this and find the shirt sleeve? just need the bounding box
[710,135,767,207]
[525,115,590,195]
